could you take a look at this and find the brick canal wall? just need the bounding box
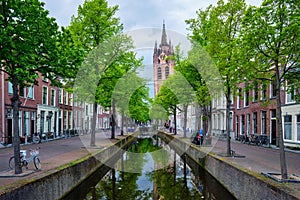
[0,136,136,200]
[158,132,298,200]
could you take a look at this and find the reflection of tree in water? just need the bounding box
[87,138,164,199]
[83,138,235,199]
[152,166,203,200]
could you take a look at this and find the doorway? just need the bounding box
[7,119,12,144]
[270,109,277,145]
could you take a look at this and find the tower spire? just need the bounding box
[161,20,168,46]
[154,40,157,54]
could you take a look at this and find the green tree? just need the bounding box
[96,51,142,138]
[186,0,247,156]
[111,65,148,135]
[69,0,123,145]
[128,85,150,123]
[149,103,169,126]
[155,84,179,134]
[240,0,300,179]
[0,0,78,174]
[155,72,195,135]
[172,45,211,137]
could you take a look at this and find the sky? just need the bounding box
[42,0,262,34]
[41,0,262,97]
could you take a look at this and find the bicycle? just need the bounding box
[9,147,41,170]
[32,133,41,144]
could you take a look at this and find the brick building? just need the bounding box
[232,81,300,147]
[0,72,85,144]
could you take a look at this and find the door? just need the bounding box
[271,120,277,145]
[7,119,12,144]
[270,109,277,145]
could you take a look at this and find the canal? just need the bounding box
[62,137,236,200]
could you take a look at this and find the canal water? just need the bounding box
[65,137,236,200]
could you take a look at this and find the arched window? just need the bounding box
[165,66,169,78]
[158,67,162,79]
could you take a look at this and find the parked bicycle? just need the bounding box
[31,133,41,144]
[247,134,260,145]
[9,147,41,170]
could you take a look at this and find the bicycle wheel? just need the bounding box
[33,156,41,170]
[32,136,40,144]
[9,156,15,170]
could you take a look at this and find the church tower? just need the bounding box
[153,22,175,96]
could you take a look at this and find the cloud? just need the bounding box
[42,0,262,34]
[41,0,84,26]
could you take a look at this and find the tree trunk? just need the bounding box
[208,102,212,136]
[90,102,97,146]
[111,99,116,139]
[121,110,124,136]
[12,76,22,174]
[196,104,201,133]
[173,107,177,135]
[183,104,188,138]
[226,86,232,156]
[275,64,288,179]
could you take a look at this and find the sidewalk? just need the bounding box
[0,132,124,189]
[189,136,300,198]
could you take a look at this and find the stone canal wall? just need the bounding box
[0,136,135,200]
[158,132,298,200]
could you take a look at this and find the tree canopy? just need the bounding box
[0,0,80,174]
[240,0,300,179]
[186,0,247,155]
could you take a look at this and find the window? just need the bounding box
[297,115,300,141]
[28,86,34,99]
[230,94,233,105]
[270,80,277,98]
[42,86,48,105]
[31,112,36,120]
[261,83,267,100]
[19,86,25,97]
[237,89,241,109]
[40,111,45,134]
[165,66,169,78]
[253,83,259,102]
[63,91,67,105]
[24,111,30,137]
[253,112,257,134]
[247,114,251,135]
[261,111,267,134]
[63,111,67,130]
[271,109,276,118]
[58,89,62,104]
[286,83,295,103]
[244,89,249,107]
[18,111,22,136]
[69,94,73,106]
[229,112,233,130]
[236,116,239,135]
[51,89,55,106]
[157,67,162,79]
[284,115,292,140]
[241,115,245,134]
[8,82,13,94]
[68,111,72,129]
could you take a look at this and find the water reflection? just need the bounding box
[81,138,235,200]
